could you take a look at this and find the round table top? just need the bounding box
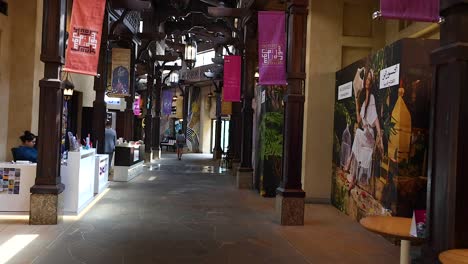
[439,249,468,264]
[359,216,424,242]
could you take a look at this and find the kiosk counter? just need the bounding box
[0,163,36,212]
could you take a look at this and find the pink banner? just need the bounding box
[258,11,287,85]
[63,0,107,76]
[223,55,241,102]
[380,0,439,22]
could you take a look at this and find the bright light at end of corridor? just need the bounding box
[0,234,38,264]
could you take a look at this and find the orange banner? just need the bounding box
[63,0,106,76]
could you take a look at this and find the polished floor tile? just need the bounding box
[0,153,400,264]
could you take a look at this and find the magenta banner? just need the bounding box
[258,11,287,85]
[223,55,241,102]
[380,0,439,22]
[162,89,173,116]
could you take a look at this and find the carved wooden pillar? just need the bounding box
[236,23,256,188]
[30,0,67,225]
[424,1,468,261]
[123,41,137,141]
[276,0,308,226]
[228,102,242,174]
[92,13,109,155]
[213,46,224,160]
[152,72,162,159]
[213,82,223,160]
[144,68,154,155]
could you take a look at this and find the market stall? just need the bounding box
[61,148,96,214]
[0,163,36,212]
[113,143,144,182]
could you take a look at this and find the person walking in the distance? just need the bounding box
[176,129,186,160]
[104,120,117,172]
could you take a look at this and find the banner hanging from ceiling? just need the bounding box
[63,0,106,76]
[258,11,287,86]
[379,0,439,22]
[109,48,131,97]
[223,55,241,102]
[162,89,174,116]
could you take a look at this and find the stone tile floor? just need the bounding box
[0,153,401,264]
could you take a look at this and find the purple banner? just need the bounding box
[380,0,439,22]
[223,55,241,102]
[258,11,287,85]
[162,89,173,116]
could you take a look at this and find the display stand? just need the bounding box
[94,154,109,194]
[113,144,144,182]
[61,148,96,214]
[0,163,36,212]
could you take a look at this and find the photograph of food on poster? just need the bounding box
[332,39,438,221]
[0,168,21,194]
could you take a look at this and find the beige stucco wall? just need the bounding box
[386,21,439,45]
[199,85,213,154]
[302,0,385,203]
[0,12,11,161]
[5,0,43,160]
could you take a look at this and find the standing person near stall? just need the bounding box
[104,121,117,172]
[176,129,186,160]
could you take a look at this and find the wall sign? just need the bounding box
[338,81,353,100]
[380,63,400,89]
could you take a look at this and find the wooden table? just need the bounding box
[439,249,468,264]
[360,216,424,264]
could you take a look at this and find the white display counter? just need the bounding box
[114,161,144,182]
[0,163,36,212]
[94,154,109,194]
[61,148,96,214]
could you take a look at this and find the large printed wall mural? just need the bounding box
[254,85,285,197]
[332,39,438,222]
[187,87,201,152]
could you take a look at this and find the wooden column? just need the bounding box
[424,1,468,261]
[213,45,224,160]
[92,13,109,154]
[144,69,154,155]
[29,0,67,225]
[213,82,223,160]
[231,102,242,161]
[152,72,162,159]
[276,0,308,226]
[123,41,137,141]
[236,23,256,188]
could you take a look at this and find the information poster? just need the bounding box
[0,168,21,194]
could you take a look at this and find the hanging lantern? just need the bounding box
[62,72,75,100]
[169,64,180,85]
[184,36,197,69]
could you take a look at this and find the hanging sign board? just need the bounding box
[223,55,241,102]
[108,48,131,97]
[380,0,439,22]
[258,11,287,85]
[162,89,173,116]
[63,0,107,75]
